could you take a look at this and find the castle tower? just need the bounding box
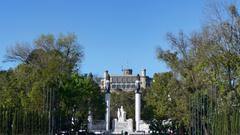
[140,69,147,89]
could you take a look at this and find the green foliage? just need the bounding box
[0,33,104,134]
[145,2,240,134]
[111,91,135,119]
[59,73,105,120]
[144,72,189,133]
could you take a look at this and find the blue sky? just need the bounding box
[0,0,204,77]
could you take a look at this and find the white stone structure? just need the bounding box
[139,120,150,133]
[135,92,141,131]
[105,93,110,131]
[87,110,93,130]
[112,106,133,134]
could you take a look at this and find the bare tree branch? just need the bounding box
[4,43,32,63]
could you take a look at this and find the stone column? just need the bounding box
[105,71,111,132]
[135,74,141,131]
[87,73,93,131]
[87,110,93,131]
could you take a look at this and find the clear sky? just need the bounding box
[0,0,205,77]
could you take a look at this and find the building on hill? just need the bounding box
[100,69,152,92]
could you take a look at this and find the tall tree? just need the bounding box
[0,33,105,134]
[148,1,240,134]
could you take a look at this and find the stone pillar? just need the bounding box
[88,73,93,131]
[87,110,93,131]
[135,74,141,131]
[105,71,111,132]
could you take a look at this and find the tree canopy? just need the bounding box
[0,33,104,134]
[144,2,240,134]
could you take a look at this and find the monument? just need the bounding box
[88,70,150,135]
[112,106,133,134]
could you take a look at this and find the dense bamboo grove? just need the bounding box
[0,107,49,135]
[0,106,91,135]
[189,93,240,135]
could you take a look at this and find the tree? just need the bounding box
[111,91,135,119]
[6,33,83,71]
[147,1,240,134]
[0,33,105,134]
[145,72,189,134]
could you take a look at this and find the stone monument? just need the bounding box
[88,70,151,135]
[112,106,133,134]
